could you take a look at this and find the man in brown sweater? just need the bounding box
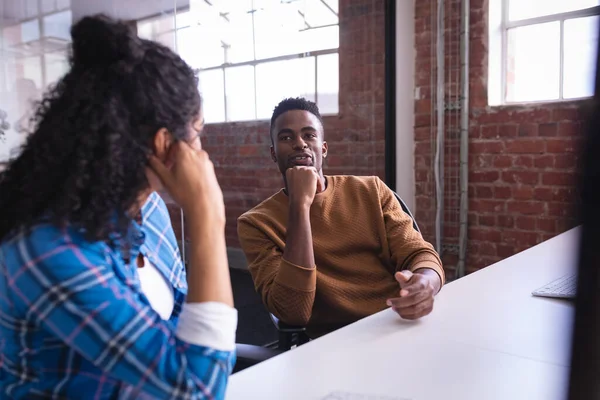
[238,98,444,338]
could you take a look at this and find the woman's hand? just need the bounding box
[148,141,224,224]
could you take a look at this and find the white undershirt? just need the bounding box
[137,257,175,320]
[137,257,237,351]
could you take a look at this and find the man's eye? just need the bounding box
[280,136,291,141]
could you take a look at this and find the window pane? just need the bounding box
[22,56,43,89]
[303,0,339,26]
[43,10,72,42]
[317,53,339,114]
[322,0,339,15]
[177,27,203,67]
[156,30,176,51]
[509,0,600,21]
[506,22,560,103]
[297,25,339,53]
[255,57,316,119]
[45,51,69,86]
[199,69,226,124]
[254,5,305,59]
[564,16,599,99]
[225,66,256,121]
[186,25,224,68]
[223,10,254,64]
[255,14,339,59]
[21,19,41,44]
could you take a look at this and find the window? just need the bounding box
[137,0,339,123]
[489,0,600,105]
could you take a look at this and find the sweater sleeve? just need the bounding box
[376,178,446,286]
[237,216,316,326]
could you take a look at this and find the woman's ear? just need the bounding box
[152,128,172,162]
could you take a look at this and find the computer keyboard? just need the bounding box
[532,274,577,299]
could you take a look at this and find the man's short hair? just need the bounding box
[269,97,324,143]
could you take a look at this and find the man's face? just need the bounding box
[270,110,328,175]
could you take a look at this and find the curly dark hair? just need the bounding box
[269,97,323,143]
[0,14,200,242]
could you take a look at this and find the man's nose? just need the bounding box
[292,137,307,150]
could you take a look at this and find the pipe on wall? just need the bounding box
[434,0,445,253]
[456,0,470,279]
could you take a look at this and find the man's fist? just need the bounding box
[286,166,324,208]
[386,270,437,320]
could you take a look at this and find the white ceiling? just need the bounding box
[1,0,190,25]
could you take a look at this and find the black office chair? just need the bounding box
[268,190,420,350]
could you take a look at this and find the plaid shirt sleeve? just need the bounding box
[6,227,235,399]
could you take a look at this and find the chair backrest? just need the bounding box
[392,191,420,233]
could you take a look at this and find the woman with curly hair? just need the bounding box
[0,14,236,399]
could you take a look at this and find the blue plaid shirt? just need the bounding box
[0,192,235,399]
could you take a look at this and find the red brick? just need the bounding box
[516,216,536,230]
[553,108,580,121]
[501,171,539,185]
[538,122,558,137]
[468,227,502,242]
[493,155,513,168]
[533,188,553,201]
[537,218,557,233]
[470,170,500,183]
[506,201,545,215]
[504,139,544,154]
[475,185,494,198]
[547,203,571,217]
[546,138,576,153]
[470,199,505,213]
[518,123,538,137]
[558,122,580,137]
[479,215,496,226]
[513,186,534,200]
[415,114,431,127]
[514,156,534,168]
[415,99,432,114]
[498,215,515,228]
[534,154,555,169]
[480,125,499,138]
[497,244,515,259]
[478,242,497,256]
[554,154,577,169]
[471,141,505,154]
[498,125,518,138]
[502,230,540,246]
[542,172,573,186]
[495,186,512,199]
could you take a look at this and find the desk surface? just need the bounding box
[227,228,579,400]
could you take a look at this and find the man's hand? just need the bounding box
[386,270,439,320]
[286,166,324,209]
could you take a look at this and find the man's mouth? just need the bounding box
[289,154,313,166]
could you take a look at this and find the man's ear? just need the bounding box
[270,145,277,163]
[322,141,328,159]
[152,128,173,162]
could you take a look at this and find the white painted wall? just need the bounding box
[395,0,416,212]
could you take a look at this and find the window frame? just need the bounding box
[489,0,600,106]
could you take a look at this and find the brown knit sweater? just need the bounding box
[237,175,444,337]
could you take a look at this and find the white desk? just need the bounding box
[227,228,579,400]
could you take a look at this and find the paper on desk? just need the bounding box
[320,391,410,400]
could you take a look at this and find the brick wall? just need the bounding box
[165,0,387,256]
[414,0,586,277]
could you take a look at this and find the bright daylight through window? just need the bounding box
[489,0,600,105]
[138,0,339,123]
